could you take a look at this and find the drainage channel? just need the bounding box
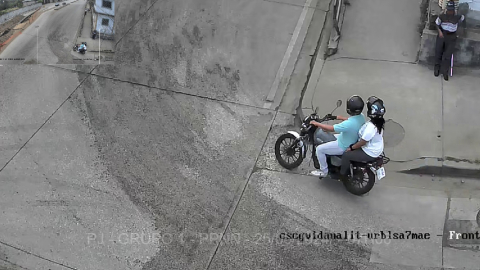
[399,165,480,180]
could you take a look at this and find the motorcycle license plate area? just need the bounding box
[376,167,386,180]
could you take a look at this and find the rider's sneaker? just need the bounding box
[310,170,328,178]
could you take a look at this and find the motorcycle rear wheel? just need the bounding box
[343,167,375,196]
[275,133,304,170]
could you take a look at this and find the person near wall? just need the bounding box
[434,1,465,81]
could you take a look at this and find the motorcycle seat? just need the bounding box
[351,157,383,166]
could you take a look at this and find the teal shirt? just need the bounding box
[333,114,366,150]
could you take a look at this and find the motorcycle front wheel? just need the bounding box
[343,167,375,196]
[274,133,304,170]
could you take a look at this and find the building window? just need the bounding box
[102,0,112,9]
[102,18,109,26]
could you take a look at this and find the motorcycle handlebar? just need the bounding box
[315,114,336,122]
[305,114,336,128]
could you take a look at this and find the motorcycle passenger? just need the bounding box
[309,95,366,178]
[339,96,386,181]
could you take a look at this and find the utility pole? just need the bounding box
[36,25,39,64]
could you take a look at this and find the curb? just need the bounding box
[263,0,319,109]
[18,7,40,24]
[298,0,336,120]
[74,1,87,46]
[326,0,347,57]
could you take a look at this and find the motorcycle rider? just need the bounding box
[309,95,366,178]
[339,96,386,181]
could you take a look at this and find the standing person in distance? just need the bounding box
[434,1,464,81]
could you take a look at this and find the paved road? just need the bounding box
[0,0,322,269]
[0,0,85,65]
[1,0,479,270]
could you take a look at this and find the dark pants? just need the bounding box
[340,149,376,175]
[434,31,457,75]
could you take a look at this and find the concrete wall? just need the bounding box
[0,3,41,25]
[418,29,480,67]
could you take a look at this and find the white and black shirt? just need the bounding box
[436,14,465,32]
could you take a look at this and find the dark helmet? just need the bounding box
[346,95,364,116]
[366,96,386,118]
[446,1,456,10]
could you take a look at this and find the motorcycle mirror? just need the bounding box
[315,107,319,114]
[330,100,343,115]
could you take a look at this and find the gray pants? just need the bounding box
[340,149,376,175]
[434,32,456,75]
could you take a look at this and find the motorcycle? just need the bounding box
[73,42,87,54]
[274,100,390,196]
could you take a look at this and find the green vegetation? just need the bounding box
[0,0,24,13]
[0,7,19,15]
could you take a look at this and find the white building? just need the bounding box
[92,0,114,39]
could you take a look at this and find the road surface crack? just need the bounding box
[204,110,279,270]
[44,64,277,113]
[0,240,77,270]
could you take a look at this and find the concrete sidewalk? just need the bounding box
[71,1,114,63]
[302,0,480,171]
[75,2,114,53]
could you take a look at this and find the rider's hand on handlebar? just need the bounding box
[325,114,336,121]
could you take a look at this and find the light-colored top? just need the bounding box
[358,121,384,158]
[333,114,366,151]
[436,15,465,32]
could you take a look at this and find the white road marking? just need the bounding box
[264,0,315,107]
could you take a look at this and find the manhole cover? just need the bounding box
[383,119,405,148]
